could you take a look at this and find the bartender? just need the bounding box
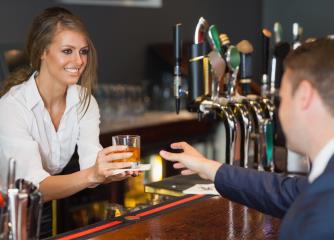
[0,7,138,203]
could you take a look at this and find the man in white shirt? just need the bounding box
[160,38,334,239]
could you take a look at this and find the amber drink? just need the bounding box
[112,135,140,168]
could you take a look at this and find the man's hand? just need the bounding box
[160,142,222,181]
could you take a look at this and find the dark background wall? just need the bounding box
[1,0,333,89]
[263,0,334,43]
[0,0,262,86]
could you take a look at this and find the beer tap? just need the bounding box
[212,42,252,167]
[292,22,303,50]
[248,95,276,171]
[219,33,231,54]
[188,18,210,114]
[270,22,290,98]
[261,28,272,97]
[242,98,268,170]
[208,25,223,55]
[236,40,254,95]
[207,25,225,101]
[225,45,240,98]
[228,99,252,167]
[173,23,184,114]
[194,24,239,165]
[194,17,209,44]
[200,99,237,164]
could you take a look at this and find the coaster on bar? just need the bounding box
[112,164,151,175]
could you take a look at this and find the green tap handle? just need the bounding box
[226,46,240,71]
[208,25,222,54]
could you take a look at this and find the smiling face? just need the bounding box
[39,28,89,87]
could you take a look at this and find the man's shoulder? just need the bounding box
[280,172,334,239]
[310,164,334,192]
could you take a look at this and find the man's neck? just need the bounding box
[308,129,334,163]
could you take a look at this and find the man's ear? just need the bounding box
[295,80,314,110]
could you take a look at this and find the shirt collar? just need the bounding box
[24,72,43,110]
[65,84,80,113]
[24,71,80,111]
[308,138,334,183]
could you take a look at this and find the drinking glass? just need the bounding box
[112,135,141,168]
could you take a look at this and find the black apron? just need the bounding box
[39,147,79,239]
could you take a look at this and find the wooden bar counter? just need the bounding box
[51,195,280,240]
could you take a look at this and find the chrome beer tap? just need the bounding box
[224,43,253,167]
[199,99,237,164]
[243,97,270,170]
[220,43,253,168]
[227,99,252,167]
[259,97,275,170]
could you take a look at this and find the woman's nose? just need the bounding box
[73,52,84,66]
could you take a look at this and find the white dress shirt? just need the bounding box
[308,138,334,183]
[0,72,102,186]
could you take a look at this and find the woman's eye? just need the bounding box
[62,49,72,54]
[80,49,89,55]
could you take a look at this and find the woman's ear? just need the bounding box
[40,51,46,61]
[295,80,314,110]
[40,48,48,61]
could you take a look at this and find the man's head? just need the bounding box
[279,38,334,157]
[284,38,334,115]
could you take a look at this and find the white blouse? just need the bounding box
[0,73,102,186]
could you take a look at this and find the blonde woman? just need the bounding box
[0,7,137,202]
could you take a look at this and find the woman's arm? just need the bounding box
[39,167,97,202]
[40,145,136,202]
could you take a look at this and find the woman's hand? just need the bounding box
[89,145,137,185]
[160,141,222,181]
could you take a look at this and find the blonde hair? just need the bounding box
[1,7,97,114]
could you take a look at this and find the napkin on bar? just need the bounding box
[182,184,220,195]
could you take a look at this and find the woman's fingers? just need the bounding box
[97,148,133,163]
[100,145,128,155]
[125,170,141,177]
[104,152,133,162]
[106,162,133,170]
[104,171,129,181]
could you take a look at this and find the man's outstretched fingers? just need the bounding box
[170,142,187,150]
[173,162,185,169]
[159,150,178,161]
[181,169,195,175]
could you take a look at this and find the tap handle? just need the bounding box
[174,23,182,68]
[173,23,182,114]
[262,28,272,76]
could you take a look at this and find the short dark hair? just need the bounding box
[284,38,334,115]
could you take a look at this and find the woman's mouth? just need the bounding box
[64,67,80,73]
